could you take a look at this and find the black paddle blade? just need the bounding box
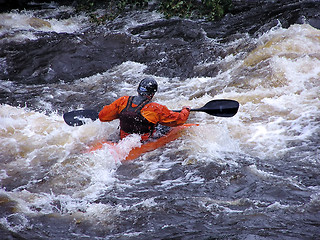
[63,109,99,126]
[191,99,239,117]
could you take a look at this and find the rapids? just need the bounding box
[1,1,320,239]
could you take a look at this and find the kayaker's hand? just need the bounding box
[182,106,191,111]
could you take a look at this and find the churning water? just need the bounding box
[0,2,320,239]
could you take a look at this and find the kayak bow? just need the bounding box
[87,124,198,161]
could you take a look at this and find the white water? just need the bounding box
[0,9,320,236]
[0,7,89,42]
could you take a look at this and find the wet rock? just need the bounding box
[0,31,135,84]
[1,0,320,86]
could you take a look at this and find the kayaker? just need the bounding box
[98,77,191,141]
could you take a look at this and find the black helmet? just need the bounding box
[137,77,158,97]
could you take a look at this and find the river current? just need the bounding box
[0,1,320,239]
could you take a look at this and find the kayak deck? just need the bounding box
[87,123,197,161]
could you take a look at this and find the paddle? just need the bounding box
[174,99,239,117]
[63,99,239,126]
[63,109,99,126]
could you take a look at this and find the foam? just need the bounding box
[0,23,319,224]
[0,8,88,42]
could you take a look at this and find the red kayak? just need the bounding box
[87,123,198,161]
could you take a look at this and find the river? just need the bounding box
[0,1,320,239]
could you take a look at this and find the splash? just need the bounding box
[0,7,88,43]
[214,24,320,159]
[0,104,141,223]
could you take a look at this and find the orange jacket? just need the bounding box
[99,96,190,139]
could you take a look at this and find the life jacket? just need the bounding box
[119,96,156,136]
